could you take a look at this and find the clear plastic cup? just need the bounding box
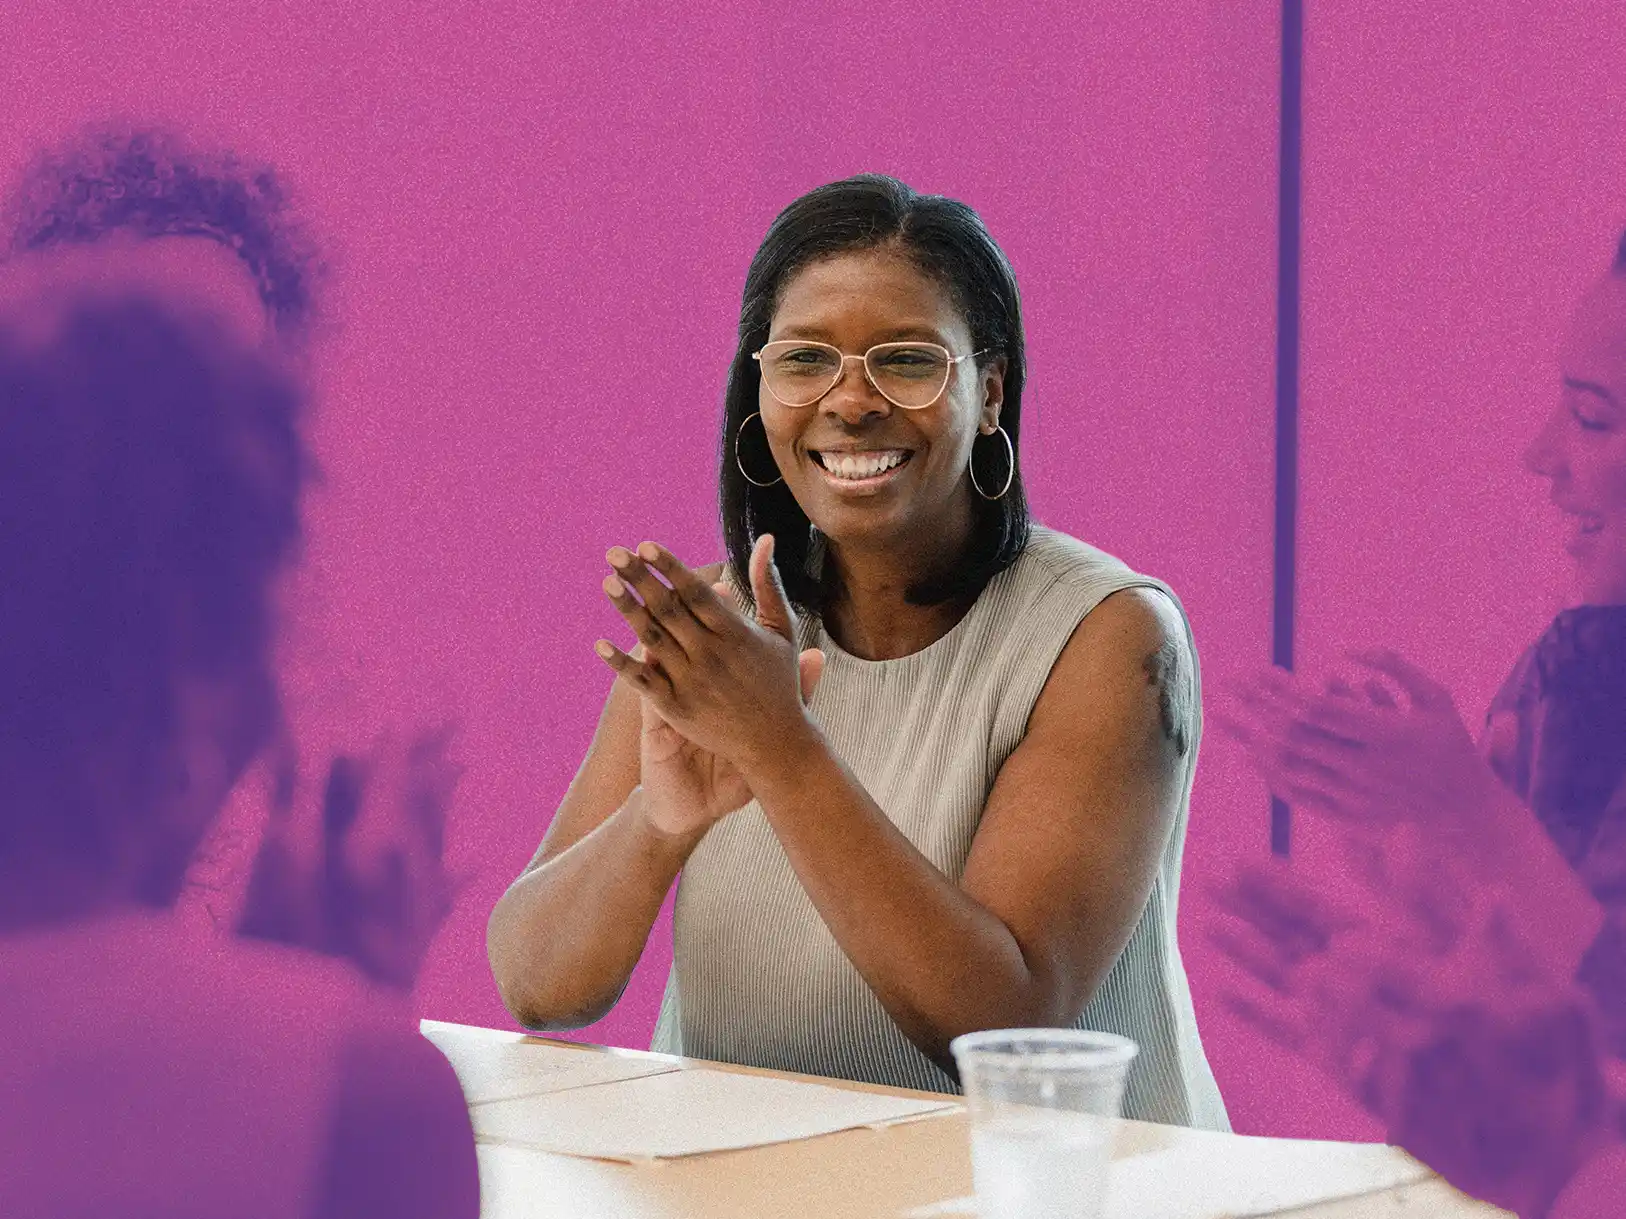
[949,1029,1139,1219]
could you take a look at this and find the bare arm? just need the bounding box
[741,586,1190,1074]
[484,565,725,1029]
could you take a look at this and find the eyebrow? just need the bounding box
[1562,376,1619,407]
[769,324,951,345]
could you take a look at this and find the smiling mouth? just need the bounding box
[810,450,914,481]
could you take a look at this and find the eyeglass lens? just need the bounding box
[758,341,953,408]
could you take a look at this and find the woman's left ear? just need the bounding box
[980,356,1007,432]
[979,394,1003,434]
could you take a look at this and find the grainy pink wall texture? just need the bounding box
[32,1,1626,1153]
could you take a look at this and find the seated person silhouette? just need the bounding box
[0,288,479,1218]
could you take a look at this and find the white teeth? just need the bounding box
[819,451,908,480]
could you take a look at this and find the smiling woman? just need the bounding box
[1207,231,1626,1214]
[487,174,1229,1129]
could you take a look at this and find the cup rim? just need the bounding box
[948,1028,1141,1070]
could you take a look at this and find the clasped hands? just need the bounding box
[594,534,826,789]
[1213,648,1503,850]
[1208,653,1615,1215]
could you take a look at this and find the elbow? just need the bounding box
[485,894,614,1032]
[489,959,600,1034]
[918,976,1094,1074]
[485,893,555,1031]
[492,973,556,1033]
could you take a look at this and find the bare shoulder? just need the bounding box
[1070,585,1185,651]
[1033,584,1195,758]
[1046,585,1190,684]
[316,1022,480,1219]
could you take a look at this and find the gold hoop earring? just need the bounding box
[969,424,1014,501]
[735,412,784,488]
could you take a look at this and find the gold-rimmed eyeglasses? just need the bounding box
[752,340,987,410]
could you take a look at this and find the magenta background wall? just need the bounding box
[1297,0,1626,717]
[1243,0,1626,1140]
[9,0,1311,1135]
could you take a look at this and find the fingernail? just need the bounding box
[607,548,631,569]
[637,542,660,562]
[603,574,624,596]
[594,640,614,659]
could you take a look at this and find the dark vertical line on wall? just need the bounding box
[1272,0,1303,857]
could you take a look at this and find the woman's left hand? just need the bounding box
[593,534,820,779]
[1213,650,1498,840]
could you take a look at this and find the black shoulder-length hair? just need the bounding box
[719,174,1031,622]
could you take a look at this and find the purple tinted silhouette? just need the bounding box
[0,290,478,1216]
[1210,242,1626,1215]
[0,121,466,991]
[2,121,326,345]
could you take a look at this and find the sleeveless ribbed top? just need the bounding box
[650,523,1229,1129]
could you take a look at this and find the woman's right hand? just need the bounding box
[1213,652,1503,851]
[635,580,824,839]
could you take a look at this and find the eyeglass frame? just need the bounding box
[751,339,990,410]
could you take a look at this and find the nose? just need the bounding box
[819,354,892,423]
[1522,408,1566,479]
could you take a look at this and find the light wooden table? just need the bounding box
[430,1023,1510,1219]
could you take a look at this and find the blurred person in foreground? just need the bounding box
[1209,236,1626,1217]
[0,120,460,989]
[0,288,478,1217]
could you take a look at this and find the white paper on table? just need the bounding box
[902,1132,1435,1218]
[419,1020,680,1105]
[471,1065,962,1161]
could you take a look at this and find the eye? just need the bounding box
[877,346,937,365]
[873,346,948,378]
[772,346,838,372]
[1570,404,1613,432]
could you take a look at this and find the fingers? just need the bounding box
[605,545,709,659]
[1212,703,1368,819]
[1215,683,1398,822]
[602,570,689,662]
[594,637,678,706]
[399,724,463,855]
[406,719,459,762]
[798,647,825,704]
[1208,912,1299,991]
[749,534,797,642]
[1347,648,1450,712]
[632,541,741,633]
[1217,974,1316,1058]
[1232,663,1403,747]
[1221,859,1362,944]
[1234,678,1379,748]
[1326,668,1402,709]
